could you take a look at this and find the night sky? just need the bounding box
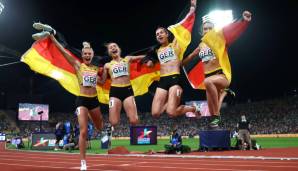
[0,0,297,112]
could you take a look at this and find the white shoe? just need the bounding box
[32,31,50,40]
[33,22,56,35]
[80,160,87,171]
[54,147,60,151]
[176,151,181,154]
[193,103,202,119]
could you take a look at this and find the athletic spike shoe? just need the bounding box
[80,160,87,171]
[225,88,236,97]
[32,31,50,40]
[208,115,221,129]
[193,102,202,119]
[33,22,56,35]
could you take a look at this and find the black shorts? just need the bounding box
[205,69,224,78]
[75,96,99,110]
[109,85,134,101]
[158,74,181,91]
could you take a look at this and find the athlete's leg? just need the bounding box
[151,88,168,118]
[123,96,139,125]
[108,97,122,126]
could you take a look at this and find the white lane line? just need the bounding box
[0,155,296,170]
[0,157,79,165]
[70,166,117,171]
[0,162,110,171]
[0,162,68,169]
[3,149,298,160]
[1,154,297,167]
[122,165,265,171]
[119,164,131,166]
[1,152,297,165]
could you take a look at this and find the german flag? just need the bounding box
[21,37,160,104]
[97,61,160,104]
[184,20,249,89]
[21,37,83,97]
[97,12,196,104]
[21,11,196,104]
[168,11,196,61]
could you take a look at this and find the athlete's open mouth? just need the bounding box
[157,36,164,42]
[84,57,91,62]
[112,49,118,54]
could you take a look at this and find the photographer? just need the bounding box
[237,115,252,150]
[165,127,183,154]
[54,121,65,150]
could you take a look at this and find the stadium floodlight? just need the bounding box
[202,10,234,30]
[0,2,4,15]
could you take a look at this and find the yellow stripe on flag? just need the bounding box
[21,48,95,97]
[201,29,232,84]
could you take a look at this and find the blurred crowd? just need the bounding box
[1,96,297,137]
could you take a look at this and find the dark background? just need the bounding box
[0,0,297,113]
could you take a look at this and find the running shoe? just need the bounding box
[225,88,236,97]
[208,115,221,129]
[80,160,87,171]
[32,31,50,40]
[193,102,202,119]
[33,22,56,35]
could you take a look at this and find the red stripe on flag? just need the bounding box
[188,61,204,88]
[33,38,80,74]
[223,20,249,46]
[130,60,160,80]
[181,13,195,32]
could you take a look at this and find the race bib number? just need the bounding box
[158,47,177,64]
[112,63,129,78]
[199,47,216,62]
[82,71,97,87]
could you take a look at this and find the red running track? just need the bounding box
[0,148,298,171]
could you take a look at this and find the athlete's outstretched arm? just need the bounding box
[182,46,200,66]
[50,35,80,70]
[97,63,109,85]
[175,0,197,25]
[126,55,146,63]
[127,55,154,68]
[171,0,197,50]
[190,0,197,14]
[223,11,252,46]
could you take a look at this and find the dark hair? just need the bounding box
[155,26,174,43]
[103,42,115,48]
[156,27,169,35]
[103,42,120,57]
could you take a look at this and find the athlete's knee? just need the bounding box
[129,117,139,125]
[80,128,88,139]
[166,108,176,118]
[152,108,162,118]
[152,112,161,118]
[109,118,119,126]
[204,79,213,88]
[151,106,162,118]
